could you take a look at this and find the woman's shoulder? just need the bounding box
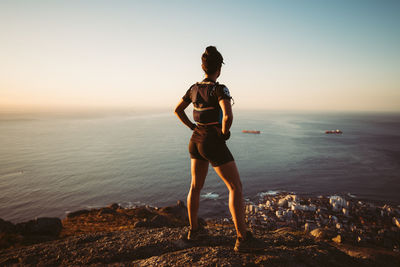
[215,83,231,99]
[215,82,229,90]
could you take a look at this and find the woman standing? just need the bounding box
[174,46,263,252]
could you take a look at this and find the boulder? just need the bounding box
[310,228,335,239]
[16,217,62,236]
[97,208,116,216]
[332,235,342,244]
[0,218,16,233]
[132,207,155,219]
[107,203,120,210]
[310,228,324,239]
[150,215,171,227]
[66,209,90,219]
[177,200,185,207]
[133,220,149,228]
[159,200,188,221]
[278,198,288,207]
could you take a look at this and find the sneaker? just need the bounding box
[234,231,265,252]
[185,225,208,241]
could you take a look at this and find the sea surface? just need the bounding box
[1,110,400,222]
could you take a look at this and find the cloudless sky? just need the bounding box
[1,0,399,112]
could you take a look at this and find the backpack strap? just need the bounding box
[192,83,199,105]
[209,82,219,97]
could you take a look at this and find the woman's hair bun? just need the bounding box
[205,46,218,55]
[202,45,224,75]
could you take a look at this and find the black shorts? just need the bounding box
[189,140,234,167]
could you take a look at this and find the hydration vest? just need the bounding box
[191,81,223,125]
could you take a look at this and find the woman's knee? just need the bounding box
[227,181,242,194]
[190,181,203,193]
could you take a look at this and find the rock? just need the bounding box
[159,200,188,222]
[66,209,90,219]
[392,217,400,228]
[150,215,170,227]
[273,227,296,235]
[176,200,185,207]
[1,224,400,266]
[3,194,400,266]
[36,218,62,236]
[278,198,288,207]
[310,228,325,239]
[97,208,116,216]
[16,217,62,236]
[310,228,336,240]
[133,220,149,228]
[0,218,16,233]
[130,206,156,220]
[107,203,120,210]
[332,235,342,244]
[1,217,61,249]
[304,222,316,232]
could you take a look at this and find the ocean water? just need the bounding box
[0,110,399,222]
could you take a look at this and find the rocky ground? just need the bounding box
[245,192,400,251]
[1,200,400,266]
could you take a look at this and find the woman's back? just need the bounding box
[183,78,232,143]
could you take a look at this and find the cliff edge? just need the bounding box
[0,201,399,266]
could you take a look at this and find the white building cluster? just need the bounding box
[329,195,350,216]
[243,191,400,251]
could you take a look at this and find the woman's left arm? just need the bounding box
[174,99,196,130]
[219,99,233,135]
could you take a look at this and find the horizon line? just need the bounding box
[1,106,399,115]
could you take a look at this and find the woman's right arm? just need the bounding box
[174,99,196,130]
[219,99,233,135]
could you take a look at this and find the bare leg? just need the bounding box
[187,158,209,230]
[214,161,247,238]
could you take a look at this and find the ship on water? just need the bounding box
[325,129,342,134]
[242,130,261,134]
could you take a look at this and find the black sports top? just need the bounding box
[182,78,232,143]
[182,78,232,125]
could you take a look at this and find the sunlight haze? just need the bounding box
[1,0,399,112]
